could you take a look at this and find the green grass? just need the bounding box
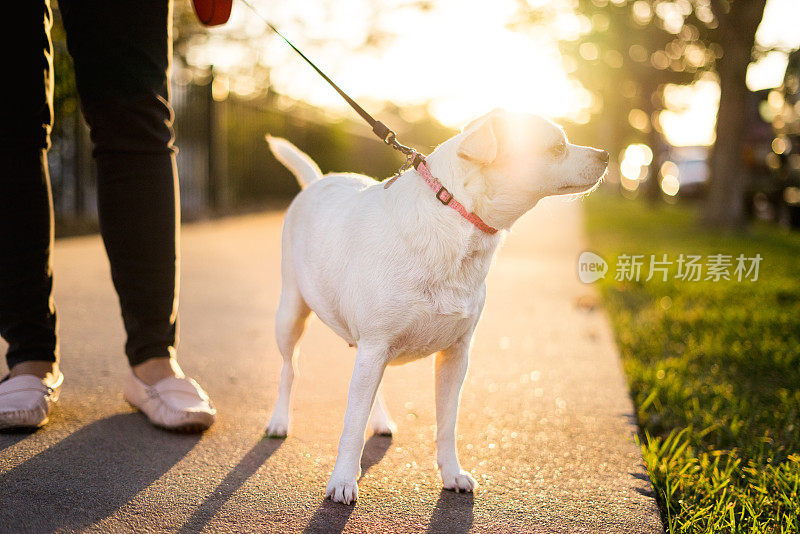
[584,191,800,533]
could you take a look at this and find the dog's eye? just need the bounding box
[550,142,566,158]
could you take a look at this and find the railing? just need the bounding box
[48,79,407,227]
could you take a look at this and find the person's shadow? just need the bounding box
[0,413,200,532]
[302,434,393,534]
[0,426,39,453]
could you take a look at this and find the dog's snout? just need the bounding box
[597,150,609,164]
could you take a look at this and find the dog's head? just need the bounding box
[452,109,608,228]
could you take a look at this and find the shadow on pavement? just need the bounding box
[426,490,475,534]
[176,437,283,533]
[303,433,393,534]
[303,499,356,534]
[359,433,392,478]
[0,426,40,452]
[630,471,657,498]
[0,412,200,532]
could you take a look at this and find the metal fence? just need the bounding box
[49,78,406,227]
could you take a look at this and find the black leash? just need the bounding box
[238,0,424,170]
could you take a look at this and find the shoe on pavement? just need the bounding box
[123,372,216,432]
[0,372,64,430]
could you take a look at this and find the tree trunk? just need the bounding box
[642,80,662,204]
[703,52,750,228]
[702,0,768,229]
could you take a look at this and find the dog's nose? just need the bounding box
[598,150,609,164]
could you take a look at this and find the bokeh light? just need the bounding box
[619,144,653,192]
[179,0,800,138]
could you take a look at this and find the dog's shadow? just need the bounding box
[176,437,283,533]
[426,489,475,534]
[358,433,392,478]
[302,434,392,534]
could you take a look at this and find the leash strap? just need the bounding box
[239,0,413,156]
[238,0,496,234]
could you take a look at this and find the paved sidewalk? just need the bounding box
[0,197,663,533]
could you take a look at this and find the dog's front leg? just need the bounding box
[326,342,388,504]
[435,335,478,493]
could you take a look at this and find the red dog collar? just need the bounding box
[385,160,498,235]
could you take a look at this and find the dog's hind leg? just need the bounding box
[368,383,397,436]
[266,278,311,438]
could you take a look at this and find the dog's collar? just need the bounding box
[384,160,498,235]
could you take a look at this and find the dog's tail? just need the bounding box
[266,135,323,189]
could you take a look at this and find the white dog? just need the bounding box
[265,109,608,504]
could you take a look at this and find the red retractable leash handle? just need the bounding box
[192,0,233,26]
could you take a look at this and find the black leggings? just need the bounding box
[0,0,180,369]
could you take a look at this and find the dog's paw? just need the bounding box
[265,418,289,438]
[370,419,397,437]
[325,477,359,505]
[441,469,478,493]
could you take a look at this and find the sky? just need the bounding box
[200,0,800,147]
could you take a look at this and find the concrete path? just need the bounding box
[0,197,663,533]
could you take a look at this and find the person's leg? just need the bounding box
[83,100,183,384]
[58,0,214,432]
[0,0,60,383]
[59,0,182,383]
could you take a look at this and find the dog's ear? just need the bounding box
[457,117,498,166]
[461,108,505,133]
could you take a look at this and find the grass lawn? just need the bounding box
[584,191,800,533]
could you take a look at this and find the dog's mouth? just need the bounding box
[558,185,595,195]
[558,170,607,194]
[559,178,602,193]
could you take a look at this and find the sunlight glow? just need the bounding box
[206,0,798,138]
[747,51,791,92]
[659,79,719,147]
[747,0,800,91]
[226,0,585,128]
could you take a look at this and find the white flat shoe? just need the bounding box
[123,372,216,432]
[0,372,64,430]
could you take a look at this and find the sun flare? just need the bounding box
[206,0,799,137]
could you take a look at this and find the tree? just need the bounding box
[515,0,769,222]
[557,0,715,201]
[700,0,768,229]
